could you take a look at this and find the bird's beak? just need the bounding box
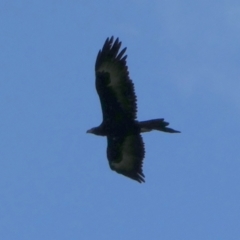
[86,129,92,133]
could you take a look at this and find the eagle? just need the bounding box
[87,37,180,183]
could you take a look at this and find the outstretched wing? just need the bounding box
[107,134,145,183]
[95,37,137,123]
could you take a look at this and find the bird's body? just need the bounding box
[87,37,180,183]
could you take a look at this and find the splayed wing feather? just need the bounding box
[95,37,137,122]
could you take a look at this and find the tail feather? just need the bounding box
[139,119,180,133]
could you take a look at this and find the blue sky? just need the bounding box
[0,1,240,239]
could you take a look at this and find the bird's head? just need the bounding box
[86,127,96,134]
[86,126,105,136]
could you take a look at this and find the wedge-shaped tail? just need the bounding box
[139,119,180,133]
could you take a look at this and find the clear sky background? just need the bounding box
[0,1,240,239]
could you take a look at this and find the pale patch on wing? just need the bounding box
[109,134,144,172]
[98,61,129,111]
[95,37,137,120]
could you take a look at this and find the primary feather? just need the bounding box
[95,37,137,122]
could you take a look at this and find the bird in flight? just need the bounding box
[87,37,180,183]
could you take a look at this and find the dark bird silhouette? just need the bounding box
[87,37,180,183]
